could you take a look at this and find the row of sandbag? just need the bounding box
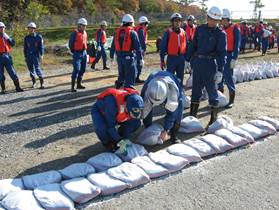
[1,116,279,210]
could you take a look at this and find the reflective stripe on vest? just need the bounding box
[225,24,237,52]
[185,25,196,41]
[135,25,148,42]
[97,88,139,123]
[73,30,87,51]
[0,37,11,53]
[167,28,187,55]
[96,29,106,44]
[115,26,133,52]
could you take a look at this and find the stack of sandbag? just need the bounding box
[183,138,217,158]
[59,163,96,179]
[207,115,234,134]
[136,123,164,145]
[0,179,24,201]
[115,143,148,162]
[179,116,204,134]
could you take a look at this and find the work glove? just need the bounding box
[115,139,132,156]
[214,71,223,84]
[160,130,170,142]
[140,59,144,67]
[230,59,236,69]
[184,61,191,74]
[97,46,102,52]
[3,33,10,40]
[160,61,166,70]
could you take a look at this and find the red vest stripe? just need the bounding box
[73,30,87,51]
[0,37,11,53]
[167,28,187,55]
[114,26,133,52]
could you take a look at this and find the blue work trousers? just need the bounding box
[26,55,43,78]
[71,50,87,80]
[0,53,18,81]
[116,54,137,88]
[218,53,235,93]
[166,55,185,86]
[94,45,107,68]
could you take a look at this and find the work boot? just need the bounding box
[135,77,145,84]
[103,141,118,152]
[218,87,224,93]
[71,79,76,92]
[115,80,123,89]
[206,106,218,129]
[31,76,36,88]
[170,122,181,144]
[225,91,235,109]
[13,80,24,92]
[77,77,85,89]
[103,65,110,70]
[39,77,44,89]
[189,102,199,118]
[0,80,5,94]
[91,62,96,71]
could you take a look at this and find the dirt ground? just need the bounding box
[0,49,279,209]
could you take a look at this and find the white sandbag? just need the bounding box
[227,126,255,143]
[258,116,279,130]
[254,70,262,80]
[136,123,164,145]
[265,69,274,78]
[182,95,191,109]
[61,177,101,204]
[217,91,228,108]
[107,162,150,188]
[22,170,62,190]
[183,138,216,157]
[185,75,192,89]
[200,134,234,153]
[34,183,75,210]
[0,204,5,210]
[248,71,256,81]
[207,115,234,134]
[238,123,269,140]
[87,152,122,172]
[116,143,148,162]
[0,179,24,200]
[243,71,249,81]
[272,67,279,77]
[248,120,277,135]
[1,190,44,210]
[87,172,130,196]
[148,150,189,173]
[259,70,267,79]
[214,129,250,147]
[179,116,205,133]
[167,143,202,163]
[59,163,95,179]
[131,156,169,179]
[200,88,208,101]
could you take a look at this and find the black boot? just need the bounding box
[39,77,44,89]
[225,91,235,108]
[206,106,218,129]
[0,80,5,94]
[190,102,199,118]
[218,88,224,93]
[103,140,118,152]
[13,80,24,92]
[31,76,36,88]
[115,80,123,89]
[170,122,181,144]
[77,77,85,89]
[103,63,110,70]
[91,62,96,70]
[71,79,76,92]
[135,77,145,84]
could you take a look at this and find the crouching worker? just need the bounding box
[141,71,184,144]
[91,87,144,151]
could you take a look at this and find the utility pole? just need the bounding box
[249,0,264,20]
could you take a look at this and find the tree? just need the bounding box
[25,1,49,22]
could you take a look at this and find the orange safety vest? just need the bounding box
[114,26,133,52]
[224,24,238,52]
[96,29,106,44]
[134,25,148,42]
[97,88,139,123]
[73,30,87,51]
[0,36,12,53]
[255,24,263,33]
[167,28,187,55]
[184,24,196,41]
[240,25,249,36]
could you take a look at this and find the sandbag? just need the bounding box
[272,67,279,77]
[258,116,279,130]
[200,89,208,101]
[34,183,75,210]
[200,134,234,153]
[87,152,122,172]
[167,143,202,163]
[107,162,150,188]
[248,119,277,135]
[265,69,274,78]
[136,123,164,145]
[148,150,189,173]
[0,179,24,200]
[131,156,169,179]
[22,170,62,190]
[259,70,267,79]
[183,138,216,157]
[59,163,95,179]
[185,75,192,89]
[217,91,228,108]
[243,71,250,81]
[207,115,234,134]
[1,190,44,210]
[0,204,5,210]
[61,177,101,204]
[227,126,255,143]
[87,172,130,196]
[116,143,148,162]
[179,116,205,133]
[214,129,250,147]
[238,123,269,140]
[182,95,191,109]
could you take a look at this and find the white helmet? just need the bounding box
[122,14,134,24]
[0,22,5,28]
[147,80,168,105]
[207,6,222,20]
[188,15,195,21]
[100,20,108,26]
[27,22,37,28]
[170,13,182,21]
[77,18,88,26]
[222,8,231,19]
[139,16,150,24]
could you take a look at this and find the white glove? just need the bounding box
[97,46,102,52]
[230,59,236,69]
[3,33,10,40]
[214,71,223,84]
[184,61,191,73]
[140,59,144,67]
